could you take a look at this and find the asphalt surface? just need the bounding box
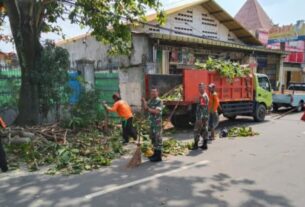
[1,111,305,207]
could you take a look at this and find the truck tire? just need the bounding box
[171,114,193,129]
[272,104,279,112]
[296,101,304,112]
[254,104,266,122]
[224,115,237,120]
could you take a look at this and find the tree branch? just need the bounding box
[3,0,20,30]
[41,0,56,6]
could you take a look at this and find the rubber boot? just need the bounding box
[1,165,8,173]
[201,139,208,150]
[0,154,8,172]
[149,149,162,162]
[191,139,199,150]
[148,149,157,160]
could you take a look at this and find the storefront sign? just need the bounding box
[257,30,269,45]
[268,20,305,44]
[268,41,305,64]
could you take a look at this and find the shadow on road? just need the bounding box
[0,159,295,207]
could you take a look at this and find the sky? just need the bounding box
[1,0,305,52]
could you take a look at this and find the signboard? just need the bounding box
[268,35,305,44]
[268,41,304,52]
[256,30,269,45]
[268,20,305,44]
[267,41,305,64]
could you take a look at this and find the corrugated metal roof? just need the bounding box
[57,0,263,46]
[149,33,286,54]
[146,0,263,46]
[56,33,89,46]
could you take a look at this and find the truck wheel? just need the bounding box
[171,114,193,129]
[272,104,279,112]
[296,101,304,112]
[224,115,237,120]
[254,104,266,122]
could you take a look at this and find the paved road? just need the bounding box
[1,112,305,207]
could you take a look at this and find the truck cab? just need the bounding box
[254,73,273,120]
[222,73,272,122]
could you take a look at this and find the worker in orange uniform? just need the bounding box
[208,83,220,140]
[0,117,8,172]
[103,93,137,144]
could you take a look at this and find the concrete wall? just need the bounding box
[58,34,150,108]
[119,67,144,110]
[59,34,150,70]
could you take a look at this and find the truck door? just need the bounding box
[256,75,273,108]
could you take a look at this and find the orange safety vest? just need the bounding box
[107,100,133,120]
[0,117,6,128]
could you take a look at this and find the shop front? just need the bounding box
[149,33,285,89]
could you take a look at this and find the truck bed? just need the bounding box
[145,70,254,105]
[183,70,254,103]
[273,90,305,107]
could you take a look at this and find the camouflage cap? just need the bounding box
[198,82,205,88]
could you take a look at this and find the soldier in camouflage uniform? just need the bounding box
[193,83,209,150]
[142,87,163,162]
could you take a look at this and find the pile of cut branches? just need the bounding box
[195,57,251,80]
[163,139,190,156]
[161,85,183,101]
[228,127,259,138]
[2,125,125,175]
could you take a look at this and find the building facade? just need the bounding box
[57,0,284,108]
[235,0,305,87]
[268,21,305,86]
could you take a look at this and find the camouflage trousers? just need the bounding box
[194,118,208,144]
[150,127,163,151]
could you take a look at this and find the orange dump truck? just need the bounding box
[145,69,272,128]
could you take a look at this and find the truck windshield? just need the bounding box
[258,76,271,92]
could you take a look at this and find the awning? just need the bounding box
[149,33,286,55]
[284,66,303,72]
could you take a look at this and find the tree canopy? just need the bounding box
[0,0,164,54]
[0,0,164,125]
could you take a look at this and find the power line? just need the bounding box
[59,0,215,40]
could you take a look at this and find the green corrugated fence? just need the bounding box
[95,71,120,123]
[0,69,121,123]
[0,69,21,107]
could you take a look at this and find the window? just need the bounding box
[288,84,305,91]
[258,77,271,92]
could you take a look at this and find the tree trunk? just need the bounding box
[17,69,41,125]
[4,0,43,125]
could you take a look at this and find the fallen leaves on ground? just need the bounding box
[3,126,125,175]
[163,138,190,156]
[228,127,259,138]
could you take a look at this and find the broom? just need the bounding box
[126,126,142,168]
[163,101,180,130]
